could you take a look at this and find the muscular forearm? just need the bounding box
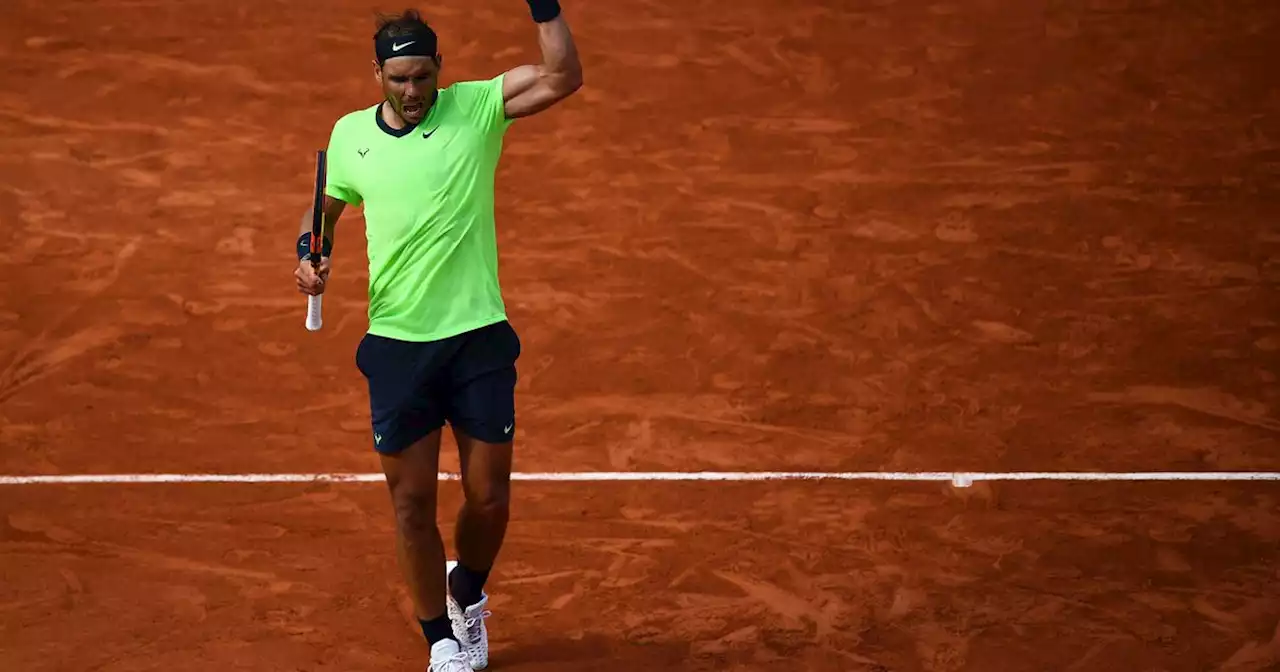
[298,207,334,238]
[535,16,582,90]
[298,197,341,247]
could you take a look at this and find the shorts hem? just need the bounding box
[372,421,444,455]
[452,419,516,445]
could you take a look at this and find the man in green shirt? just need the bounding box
[294,3,582,670]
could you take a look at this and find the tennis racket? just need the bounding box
[305,149,326,332]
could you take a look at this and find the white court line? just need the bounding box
[0,471,1278,486]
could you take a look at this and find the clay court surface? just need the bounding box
[2,0,1278,670]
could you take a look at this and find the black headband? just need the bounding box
[375,30,438,65]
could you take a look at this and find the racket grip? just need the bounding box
[305,294,323,331]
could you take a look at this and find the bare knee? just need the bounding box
[390,479,439,533]
[464,475,510,515]
[455,430,513,516]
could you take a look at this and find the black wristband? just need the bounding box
[526,0,561,23]
[297,231,332,260]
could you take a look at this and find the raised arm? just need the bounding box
[501,1,583,120]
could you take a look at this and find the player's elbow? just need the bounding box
[551,65,583,97]
[550,60,586,96]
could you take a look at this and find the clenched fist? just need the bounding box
[296,257,331,296]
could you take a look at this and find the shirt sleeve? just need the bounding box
[455,74,515,136]
[324,118,363,206]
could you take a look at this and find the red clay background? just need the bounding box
[1,0,1278,670]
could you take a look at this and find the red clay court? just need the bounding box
[2,0,1278,670]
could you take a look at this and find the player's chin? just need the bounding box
[400,103,425,123]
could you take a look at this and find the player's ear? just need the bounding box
[372,59,383,83]
[435,53,443,70]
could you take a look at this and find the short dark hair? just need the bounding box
[374,8,436,42]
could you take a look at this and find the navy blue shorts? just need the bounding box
[355,320,521,454]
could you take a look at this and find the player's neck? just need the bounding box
[379,102,412,130]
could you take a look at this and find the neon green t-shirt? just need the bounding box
[324,74,515,342]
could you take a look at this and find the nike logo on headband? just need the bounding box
[392,40,415,51]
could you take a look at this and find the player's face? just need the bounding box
[377,55,440,125]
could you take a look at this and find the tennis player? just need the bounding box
[293,3,582,670]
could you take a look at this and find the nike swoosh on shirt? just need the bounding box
[422,128,439,139]
[392,41,415,51]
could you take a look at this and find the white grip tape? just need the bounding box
[305,294,323,331]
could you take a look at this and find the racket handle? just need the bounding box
[305,294,323,331]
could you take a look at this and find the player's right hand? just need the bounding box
[296,257,330,296]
